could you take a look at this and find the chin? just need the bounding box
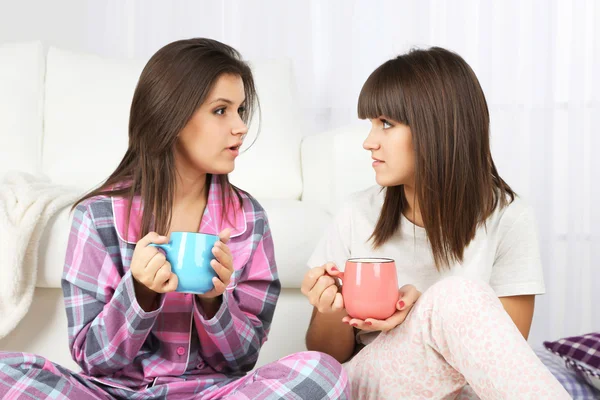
[207,163,235,176]
[375,174,404,188]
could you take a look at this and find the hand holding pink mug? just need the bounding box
[337,257,399,320]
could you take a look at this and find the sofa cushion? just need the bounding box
[42,47,303,200]
[42,47,144,191]
[229,58,304,200]
[259,199,331,288]
[0,41,45,178]
[301,122,375,214]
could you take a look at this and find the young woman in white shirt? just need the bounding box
[301,47,569,399]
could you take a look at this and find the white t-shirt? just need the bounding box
[307,186,545,345]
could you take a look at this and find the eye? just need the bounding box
[237,106,246,116]
[380,118,393,129]
[214,107,226,116]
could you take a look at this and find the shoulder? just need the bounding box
[235,189,271,236]
[492,196,535,229]
[73,195,114,223]
[337,185,384,222]
[485,195,539,246]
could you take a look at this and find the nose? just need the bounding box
[232,115,248,137]
[363,128,379,151]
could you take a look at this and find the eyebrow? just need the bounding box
[209,98,246,105]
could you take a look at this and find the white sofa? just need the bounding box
[0,41,375,371]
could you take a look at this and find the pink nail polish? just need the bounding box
[331,266,338,272]
[398,301,405,309]
[366,321,372,326]
[351,323,357,327]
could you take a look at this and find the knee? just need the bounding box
[421,276,500,316]
[428,276,494,297]
[276,351,350,399]
[0,352,48,371]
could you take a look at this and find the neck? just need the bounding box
[174,171,208,207]
[402,184,424,227]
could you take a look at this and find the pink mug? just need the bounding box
[338,258,399,320]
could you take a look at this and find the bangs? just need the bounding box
[357,59,409,125]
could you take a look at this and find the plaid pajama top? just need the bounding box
[61,177,281,391]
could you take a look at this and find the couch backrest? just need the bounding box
[301,123,376,214]
[40,45,305,200]
[0,42,45,178]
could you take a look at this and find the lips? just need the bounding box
[227,142,242,151]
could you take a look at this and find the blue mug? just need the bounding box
[149,232,219,294]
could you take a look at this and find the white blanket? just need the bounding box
[0,171,79,339]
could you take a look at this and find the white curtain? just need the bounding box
[1,0,598,344]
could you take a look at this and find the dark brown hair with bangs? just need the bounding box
[73,38,258,239]
[358,47,514,269]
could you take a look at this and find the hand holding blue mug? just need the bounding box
[198,228,234,299]
[148,229,234,296]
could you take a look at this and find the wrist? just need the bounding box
[133,279,158,312]
[196,295,223,319]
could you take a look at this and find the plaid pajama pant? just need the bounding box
[0,351,349,400]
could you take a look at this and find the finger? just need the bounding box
[212,245,233,271]
[301,267,325,295]
[144,252,168,277]
[317,285,338,313]
[153,263,172,286]
[215,241,232,258]
[210,259,232,284]
[211,276,227,294]
[138,231,168,248]
[218,228,232,245]
[397,284,421,311]
[323,262,340,275]
[332,292,344,312]
[160,273,178,293]
[307,275,336,305]
[345,318,370,330]
[369,310,409,332]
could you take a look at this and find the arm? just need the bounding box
[491,203,545,341]
[193,212,281,374]
[62,204,163,376]
[306,307,356,364]
[499,295,535,340]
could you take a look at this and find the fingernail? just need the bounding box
[398,301,405,309]
[351,323,357,327]
[331,266,338,272]
[366,321,372,326]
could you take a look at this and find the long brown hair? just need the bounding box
[73,38,258,239]
[358,47,514,269]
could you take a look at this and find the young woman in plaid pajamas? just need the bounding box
[302,47,571,399]
[0,38,349,400]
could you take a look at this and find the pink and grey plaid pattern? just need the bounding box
[0,176,350,398]
[60,178,281,389]
[0,351,349,399]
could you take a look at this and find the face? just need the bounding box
[363,117,415,187]
[175,73,248,176]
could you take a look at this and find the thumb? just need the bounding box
[219,228,232,244]
[324,262,342,277]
